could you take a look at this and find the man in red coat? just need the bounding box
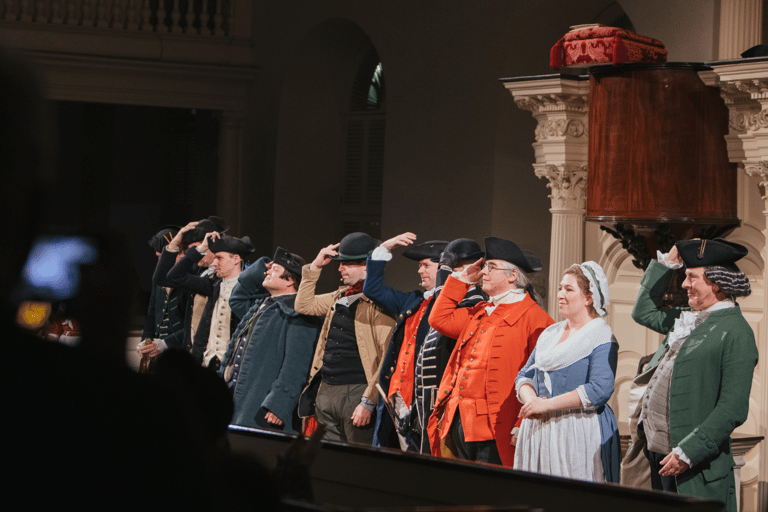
[427,237,553,467]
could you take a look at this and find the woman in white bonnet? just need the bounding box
[512,261,620,482]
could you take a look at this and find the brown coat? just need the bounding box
[295,265,396,407]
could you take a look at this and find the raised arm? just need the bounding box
[363,258,420,315]
[295,244,341,316]
[631,260,682,335]
[230,256,270,320]
[428,275,474,339]
[166,247,215,296]
[294,264,337,316]
[153,221,198,287]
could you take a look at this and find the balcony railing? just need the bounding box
[0,0,236,37]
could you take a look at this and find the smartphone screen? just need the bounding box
[20,235,99,302]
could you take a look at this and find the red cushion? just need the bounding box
[550,24,667,70]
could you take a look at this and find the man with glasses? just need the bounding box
[427,237,553,467]
[295,232,396,445]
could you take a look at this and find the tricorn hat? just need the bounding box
[483,236,542,273]
[148,225,180,253]
[675,238,748,268]
[182,216,229,245]
[330,232,381,261]
[444,238,484,261]
[403,240,448,262]
[273,247,305,275]
[209,235,255,257]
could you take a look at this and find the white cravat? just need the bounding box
[485,288,525,316]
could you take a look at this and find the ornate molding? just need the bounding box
[534,164,587,210]
[534,118,587,141]
[729,108,768,133]
[719,78,768,97]
[745,161,768,202]
[514,93,588,114]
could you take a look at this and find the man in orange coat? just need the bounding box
[427,237,553,467]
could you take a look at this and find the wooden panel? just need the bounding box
[587,63,737,223]
[229,427,723,512]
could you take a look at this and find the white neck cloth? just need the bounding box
[530,317,614,393]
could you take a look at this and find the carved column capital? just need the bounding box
[504,76,590,169]
[514,93,589,141]
[533,163,588,211]
[708,61,768,170]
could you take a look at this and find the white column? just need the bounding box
[707,61,768,512]
[503,77,590,320]
[744,160,768,512]
[215,110,246,233]
[718,0,763,60]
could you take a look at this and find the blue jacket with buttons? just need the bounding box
[220,257,322,431]
[363,257,434,449]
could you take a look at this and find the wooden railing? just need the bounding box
[0,0,236,37]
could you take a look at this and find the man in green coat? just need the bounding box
[631,238,758,512]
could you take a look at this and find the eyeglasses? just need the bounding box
[482,263,507,273]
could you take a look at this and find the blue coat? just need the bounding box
[220,257,321,431]
[141,284,187,349]
[363,257,433,449]
[153,248,204,354]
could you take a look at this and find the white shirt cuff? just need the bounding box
[657,250,683,269]
[371,246,393,261]
[360,396,376,411]
[673,446,691,466]
[576,385,594,411]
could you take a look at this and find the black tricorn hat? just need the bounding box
[403,240,448,262]
[483,236,542,273]
[330,232,381,261]
[182,216,229,244]
[148,225,180,253]
[444,238,484,261]
[273,247,305,275]
[675,238,748,268]
[209,235,255,257]
[741,44,768,58]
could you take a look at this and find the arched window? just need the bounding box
[341,51,385,239]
